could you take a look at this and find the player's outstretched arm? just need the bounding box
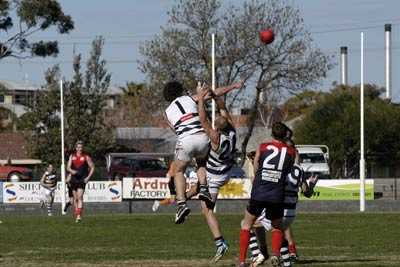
[214,96,234,126]
[197,85,219,148]
[192,80,244,102]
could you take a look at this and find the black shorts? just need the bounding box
[69,180,86,191]
[247,199,284,221]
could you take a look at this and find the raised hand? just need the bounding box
[309,174,319,186]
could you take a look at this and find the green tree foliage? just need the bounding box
[118,82,158,127]
[281,90,324,121]
[0,0,73,60]
[139,0,332,155]
[20,38,114,165]
[294,84,400,178]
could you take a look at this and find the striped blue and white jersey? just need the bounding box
[283,164,304,209]
[206,127,236,175]
[165,95,204,139]
[43,171,57,188]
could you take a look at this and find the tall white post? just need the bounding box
[60,80,66,215]
[340,46,348,85]
[360,32,366,212]
[385,24,392,100]
[211,33,216,129]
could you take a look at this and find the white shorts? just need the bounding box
[207,170,232,195]
[42,186,56,199]
[256,208,296,231]
[175,133,210,162]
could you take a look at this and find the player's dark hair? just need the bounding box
[163,81,184,102]
[285,126,293,140]
[272,122,288,141]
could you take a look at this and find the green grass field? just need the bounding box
[0,213,399,267]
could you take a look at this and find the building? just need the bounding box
[0,80,38,118]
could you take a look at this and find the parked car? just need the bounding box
[296,145,330,179]
[0,165,33,181]
[108,157,168,180]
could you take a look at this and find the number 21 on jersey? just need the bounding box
[261,144,288,183]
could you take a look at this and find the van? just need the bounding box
[296,145,330,179]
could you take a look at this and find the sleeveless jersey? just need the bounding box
[206,126,236,175]
[165,95,204,138]
[283,164,304,209]
[251,140,296,203]
[71,153,89,180]
[43,171,57,188]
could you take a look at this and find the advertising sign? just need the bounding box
[299,179,374,200]
[3,181,122,203]
[122,178,252,199]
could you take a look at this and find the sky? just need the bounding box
[0,0,399,102]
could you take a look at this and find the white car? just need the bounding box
[296,145,330,179]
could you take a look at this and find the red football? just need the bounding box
[259,29,274,44]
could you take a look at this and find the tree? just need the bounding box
[20,37,114,166]
[281,90,324,121]
[294,84,400,178]
[0,0,73,60]
[117,82,158,127]
[139,0,332,156]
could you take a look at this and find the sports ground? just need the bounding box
[0,213,399,267]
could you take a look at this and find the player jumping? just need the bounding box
[190,86,237,262]
[163,80,242,224]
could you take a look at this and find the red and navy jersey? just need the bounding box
[70,153,90,180]
[251,140,296,203]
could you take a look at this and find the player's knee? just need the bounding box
[201,201,215,214]
[271,219,282,229]
[241,219,252,230]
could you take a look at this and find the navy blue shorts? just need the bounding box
[247,199,284,220]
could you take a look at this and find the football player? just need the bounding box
[163,80,242,224]
[40,164,57,216]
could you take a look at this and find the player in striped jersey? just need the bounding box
[40,164,57,216]
[196,86,237,262]
[164,80,242,224]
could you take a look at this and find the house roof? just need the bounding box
[0,80,39,91]
[0,79,122,95]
